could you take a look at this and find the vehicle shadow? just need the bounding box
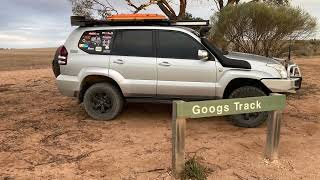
[120,103,172,120]
[117,102,236,129]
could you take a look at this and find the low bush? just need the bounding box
[210,2,317,57]
[181,157,210,180]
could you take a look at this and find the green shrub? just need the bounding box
[210,2,317,57]
[181,157,209,180]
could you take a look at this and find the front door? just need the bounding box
[156,30,217,99]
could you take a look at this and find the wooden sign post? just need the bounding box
[172,101,186,178]
[172,94,286,178]
[265,93,283,161]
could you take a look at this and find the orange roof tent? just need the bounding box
[107,14,168,22]
[71,14,209,27]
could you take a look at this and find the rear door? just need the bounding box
[156,30,216,99]
[110,29,157,97]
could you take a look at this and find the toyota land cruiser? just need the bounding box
[52,15,302,128]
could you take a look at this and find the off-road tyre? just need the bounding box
[228,86,268,128]
[83,83,124,121]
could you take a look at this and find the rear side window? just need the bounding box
[113,30,154,57]
[78,30,114,54]
[158,30,205,60]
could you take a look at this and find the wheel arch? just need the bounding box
[79,75,123,102]
[223,78,271,98]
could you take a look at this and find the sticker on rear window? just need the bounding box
[78,30,114,54]
[102,32,113,35]
[95,47,102,52]
[79,44,89,48]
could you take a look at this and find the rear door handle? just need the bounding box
[159,62,171,67]
[113,59,124,64]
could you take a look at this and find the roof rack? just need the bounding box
[108,14,167,21]
[71,14,209,27]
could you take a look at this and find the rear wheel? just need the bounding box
[228,86,268,128]
[83,83,124,120]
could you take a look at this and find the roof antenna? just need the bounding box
[288,43,292,61]
[288,37,293,62]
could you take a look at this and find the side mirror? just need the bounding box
[198,50,209,61]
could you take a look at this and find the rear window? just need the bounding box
[78,30,114,55]
[112,30,154,57]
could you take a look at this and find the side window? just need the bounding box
[113,30,154,57]
[78,30,114,54]
[158,30,205,60]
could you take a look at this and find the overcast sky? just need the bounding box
[0,0,319,48]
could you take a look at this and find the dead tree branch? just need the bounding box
[125,0,158,14]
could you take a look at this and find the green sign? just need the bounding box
[175,95,286,118]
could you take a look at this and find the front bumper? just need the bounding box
[262,63,302,93]
[261,77,302,93]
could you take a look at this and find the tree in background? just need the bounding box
[69,0,187,20]
[212,0,290,11]
[69,0,118,18]
[69,0,292,20]
[252,0,290,5]
[210,2,316,57]
[213,0,240,10]
[182,12,204,31]
[125,0,188,20]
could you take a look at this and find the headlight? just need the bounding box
[267,64,288,78]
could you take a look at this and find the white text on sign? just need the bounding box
[192,100,262,115]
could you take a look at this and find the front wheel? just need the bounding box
[228,86,269,128]
[83,83,124,121]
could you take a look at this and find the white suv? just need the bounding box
[52,16,302,128]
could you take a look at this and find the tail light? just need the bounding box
[58,46,68,65]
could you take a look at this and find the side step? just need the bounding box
[126,98,172,104]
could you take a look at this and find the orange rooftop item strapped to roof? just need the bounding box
[107,14,168,21]
[71,15,209,27]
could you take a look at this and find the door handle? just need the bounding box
[159,62,171,67]
[113,59,124,64]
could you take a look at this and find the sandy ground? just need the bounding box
[0,52,319,179]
